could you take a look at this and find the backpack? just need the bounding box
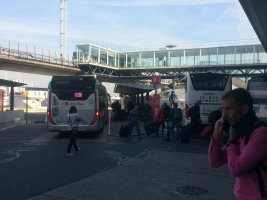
[188,105,199,120]
[171,108,182,122]
[246,121,267,198]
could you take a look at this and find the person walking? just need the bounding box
[208,88,267,200]
[66,106,81,156]
[128,105,142,139]
[169,102,183,140]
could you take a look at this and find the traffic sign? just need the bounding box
[23,91,28,97]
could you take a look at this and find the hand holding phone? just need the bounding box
[222,120,230,136]
[212,117,224,140]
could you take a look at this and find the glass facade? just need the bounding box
[73,44,267,68]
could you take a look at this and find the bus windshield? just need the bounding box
[247,76,267,91]
[190,74,229,91]
[51,76,96,90]
[247,75,267,121]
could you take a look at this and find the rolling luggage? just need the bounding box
[119,124,130,137]
[180,124,191,143]
[163,121,171,141]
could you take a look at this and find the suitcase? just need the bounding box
[145,122,155,135]
[119,124,130,137]
[180,124,191,143]
[199,124,212,139]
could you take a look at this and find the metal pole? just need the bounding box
[107,109,112,136]
[60,0,67,62]
[8,41,10,57]
[26,93,28,125]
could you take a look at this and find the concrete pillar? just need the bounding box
[141,93,144,112]
[146,92,149,102]
[10,86,14,110]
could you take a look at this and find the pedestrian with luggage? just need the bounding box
[111,100,121,121]
[66,106,81,156]
[208,88,267,200]
[128,105,142,139]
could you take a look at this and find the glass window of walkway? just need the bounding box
[73,43,267,68]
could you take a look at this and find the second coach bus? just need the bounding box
[47,75,108,133]
[184,72,232,124]
[247,75,267,121]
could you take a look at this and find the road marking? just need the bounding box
[0,152,20,164]
[104,148,157,166]
[28,132,58,144]
[0,125,16,132]
[0,146,40,164]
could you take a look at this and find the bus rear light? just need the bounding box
[91,111,100,125]
[185,104,190,119]
[47,111,55,125]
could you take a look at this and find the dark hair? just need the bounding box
[69,106,77,114]
[222,88,253,112]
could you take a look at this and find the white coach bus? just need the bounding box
[247,75,267,121]
[184,73,232,124]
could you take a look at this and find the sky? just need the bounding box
[0,0,260,94]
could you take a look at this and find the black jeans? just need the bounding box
[155,121,165,135]
[67,129,78,153]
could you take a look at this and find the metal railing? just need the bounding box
[0,45,75,67]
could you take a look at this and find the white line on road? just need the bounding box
[0,125,16,132]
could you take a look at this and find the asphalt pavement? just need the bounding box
[1,118,235,200]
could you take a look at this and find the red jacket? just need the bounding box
[155,108,165,123]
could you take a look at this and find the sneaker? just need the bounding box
[76,148,81,153]
[66,153,73,156]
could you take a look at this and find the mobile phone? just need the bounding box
[222,119,230,144]
[222,119,230,136]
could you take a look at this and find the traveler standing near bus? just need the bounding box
[208,88,267,200]
[66,106,81,156]
[169,91,175,107]
[142,101,153,125]
[188,100,202,134]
